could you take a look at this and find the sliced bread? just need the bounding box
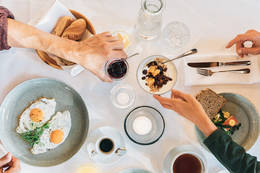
[196,88,226,119]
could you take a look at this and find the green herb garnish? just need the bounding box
[212,110,241,136]
[20,123,49,147]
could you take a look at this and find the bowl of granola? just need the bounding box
[137,55,177,94]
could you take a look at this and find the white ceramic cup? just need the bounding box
[87,126,127,164]
[163,145,207,173]
[89,137,126,157]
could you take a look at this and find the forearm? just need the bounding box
[197,120,217,137]
[193,111,218,137]
[7,19,80,64]
[204,129,260,173]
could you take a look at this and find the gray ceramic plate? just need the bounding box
[0,78,89,166]
[196,93,259,151]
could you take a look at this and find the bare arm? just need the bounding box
[7,19,77,63]
[153,90,217,137]
[154,90,260,173]
[7,19,126,81]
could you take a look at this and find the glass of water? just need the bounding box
[136,0,165,40]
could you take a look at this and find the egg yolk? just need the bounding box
[50,130,64,144]
[30,108,44,122]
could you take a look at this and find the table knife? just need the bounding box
[187,60,251,68]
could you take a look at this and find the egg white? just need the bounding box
[31,111,71,155]
[16,98,56,133]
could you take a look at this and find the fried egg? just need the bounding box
[31,111,71,154]
[16,98,56,133]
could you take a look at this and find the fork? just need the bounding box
[197,68,250,76]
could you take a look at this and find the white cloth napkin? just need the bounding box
[183,53,260,86]
[32,0,85,77]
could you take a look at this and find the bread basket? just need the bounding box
[35,10,96,70]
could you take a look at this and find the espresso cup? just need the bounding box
[87,126,127,164]
[90,137,126,157]
[163,145,207,173]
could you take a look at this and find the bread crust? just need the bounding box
[196,88,226,119]
[47,18,87,66]
[80,29,93,41]
[51,16,74,36]
[62,19,86,41]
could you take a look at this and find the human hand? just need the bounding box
[0,153,20,173]
[69,32,127,82]
[226,29,260,57]
[153,89,217,137]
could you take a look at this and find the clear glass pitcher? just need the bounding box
[136,0,165,40]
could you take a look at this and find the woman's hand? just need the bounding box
[226,29,260,57]
[153,89,217,137]
[0,153,20,173]
[70,32,127,82]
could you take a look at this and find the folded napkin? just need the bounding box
[32,0,85,77]
[183,53,260,86]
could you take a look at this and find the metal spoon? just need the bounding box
[126,52,139,59]
[162,48,198,64]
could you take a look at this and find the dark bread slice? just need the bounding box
[196,88,226,119]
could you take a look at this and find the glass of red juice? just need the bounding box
[105,59,129,80]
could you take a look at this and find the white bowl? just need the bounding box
[163,145,207,173]
[137,55,177,95]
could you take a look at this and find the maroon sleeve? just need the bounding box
[0,6,14,50]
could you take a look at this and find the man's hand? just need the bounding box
[7,19,127,82]
[70,32,127,82]
[0,153,20,173]
[153,89,217,137]
[226,30,260,57]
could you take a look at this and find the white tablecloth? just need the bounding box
[1,0,260,173]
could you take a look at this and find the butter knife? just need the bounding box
[187,60,251,68]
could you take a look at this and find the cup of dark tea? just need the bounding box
[163,145,207,173]
[105,59,129,80]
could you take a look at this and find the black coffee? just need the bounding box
[173,154,202,173]
[99,138,114,153]
[107,60,127,79]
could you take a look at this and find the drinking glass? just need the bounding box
[136,0,165,40]
[163,21,191,50]
[105,59,129,80]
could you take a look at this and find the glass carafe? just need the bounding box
[136,0,164,40]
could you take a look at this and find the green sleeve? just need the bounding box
[204,129,260,173]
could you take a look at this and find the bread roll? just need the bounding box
[196,88,226,119]
[62,19,86,40]
[51,16,74,36]
[80,29,93,41]
[48,53,75,66]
